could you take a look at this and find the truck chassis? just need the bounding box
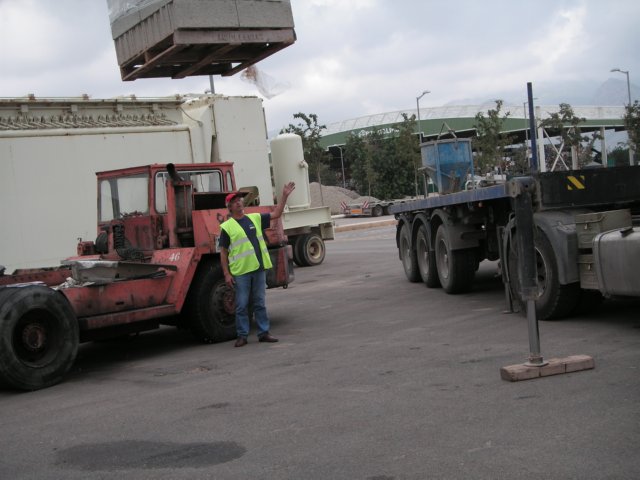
[391,165,640,319]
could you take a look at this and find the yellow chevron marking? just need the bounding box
[567,175,585,190]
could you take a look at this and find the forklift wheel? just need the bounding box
[0,286,78,390]
[183,261,236,343]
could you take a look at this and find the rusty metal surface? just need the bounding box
[77,304,176,331]
[60,247,197,325]
[0,266,71,287]
[62,275,174,319]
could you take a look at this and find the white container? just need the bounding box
[270,134,310,210]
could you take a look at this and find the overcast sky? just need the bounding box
[1,0,638,132]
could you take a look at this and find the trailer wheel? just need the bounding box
[399,223,420,282]
[184,261,236,343]
[416,224,440,288]
[294,233,326,267]
[291,236,304,267]
[371,205,383,217]
[302,233,326,266]
[434,225,476,293]
[0,286,78,390]
[507,229,580,320]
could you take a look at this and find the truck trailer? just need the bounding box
[390,137,640,320]
[0,94,333,272]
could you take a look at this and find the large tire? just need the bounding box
[295,233,326,267]
[416,224,440,288]
[399,223,420,282]
[291,236,305,267]
[371,205,383,217]
[434,225,476,293]
[183,260,236,343]
[0,286,79,390]
[508,229,580,320]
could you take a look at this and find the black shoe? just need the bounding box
[234,337,248,347]
[258,334,278,343]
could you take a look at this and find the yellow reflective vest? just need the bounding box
[220,213,273,276]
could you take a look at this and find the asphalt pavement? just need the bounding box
[1,222,639,480]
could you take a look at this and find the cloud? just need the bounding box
[0,0,61,70]
[528,6,589,79]
[307,0,376,9]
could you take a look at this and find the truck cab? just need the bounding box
[86,163,236,258]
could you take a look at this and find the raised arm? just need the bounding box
[270,181,296,220]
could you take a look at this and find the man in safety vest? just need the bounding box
[220,182,296,347]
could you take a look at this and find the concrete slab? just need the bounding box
[500,355,595,382]
[110,0,296,80]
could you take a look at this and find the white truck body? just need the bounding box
[0,94,333,271]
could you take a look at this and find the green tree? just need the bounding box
[281,113,331,184]
[472,100,514,174]
[344,116,419,199]
[344,132,370,195]
[363,129,386,197]
[609,145,631,167]
[380,113,419,198]
[509,145,530,176]
[540,103,593,169]
[368,129,395,199]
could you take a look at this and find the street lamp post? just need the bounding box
[416,90,430,143]
[611,68,634,165]
[415,90,430,196]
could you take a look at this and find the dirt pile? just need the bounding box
[308,182,380,215]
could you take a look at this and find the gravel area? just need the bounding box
[309,182,380,214]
